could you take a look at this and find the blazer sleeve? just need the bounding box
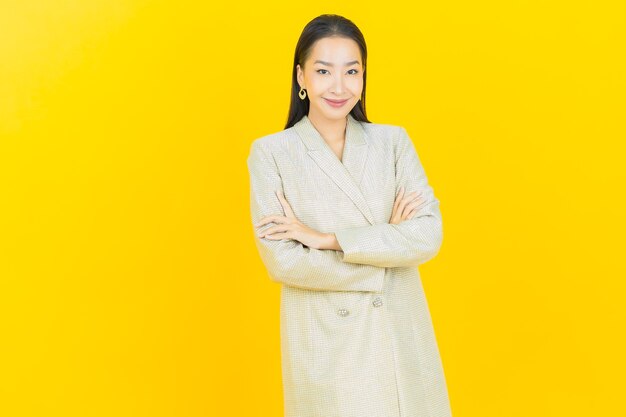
[332,126,443,268]
[247,140,385,292]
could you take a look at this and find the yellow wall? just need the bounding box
[1,1,624,415]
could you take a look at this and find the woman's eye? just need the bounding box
[316,69,359,75]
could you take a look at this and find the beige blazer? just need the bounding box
[247,113,452,417]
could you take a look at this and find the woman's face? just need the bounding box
[297,36,364,122]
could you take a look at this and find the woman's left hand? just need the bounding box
[255,191,330,250]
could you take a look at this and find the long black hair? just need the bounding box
[284,14,371,129]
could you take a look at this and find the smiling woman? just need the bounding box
[292,35,365,136]
[247,14,452,417]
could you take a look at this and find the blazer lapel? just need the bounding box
[294,113,375,225]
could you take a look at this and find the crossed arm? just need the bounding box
[247,126,443,291]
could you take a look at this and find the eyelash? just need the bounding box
[316,69,359,75]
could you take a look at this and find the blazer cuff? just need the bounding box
[334,227,367,264]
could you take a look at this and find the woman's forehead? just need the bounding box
[308,37,362,65]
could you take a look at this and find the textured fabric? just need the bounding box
[247,113,452,417]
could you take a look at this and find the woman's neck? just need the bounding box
[307,112,347,146]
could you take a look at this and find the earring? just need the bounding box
[299,86,307,100]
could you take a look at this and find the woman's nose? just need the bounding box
[332,75,345,93]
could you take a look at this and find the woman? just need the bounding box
[247,14,452,417]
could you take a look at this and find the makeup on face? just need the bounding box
[323,97,350,108]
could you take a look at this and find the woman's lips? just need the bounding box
[324,98,349,108]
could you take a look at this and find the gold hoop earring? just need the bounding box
[299,86,307,100]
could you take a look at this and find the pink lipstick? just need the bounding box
[324,98,349,108]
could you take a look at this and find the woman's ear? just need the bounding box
[296,64,304,88]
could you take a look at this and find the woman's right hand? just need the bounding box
[389,186,425,225]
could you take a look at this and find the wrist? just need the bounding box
[323,232,341,251]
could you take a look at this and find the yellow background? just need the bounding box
[1,1,624,415]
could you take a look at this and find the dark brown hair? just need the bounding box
[284,14,371,129]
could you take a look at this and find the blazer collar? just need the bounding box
[293,113,375,225]
[295,113,367,150]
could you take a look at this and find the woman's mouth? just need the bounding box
[323,98,349,108]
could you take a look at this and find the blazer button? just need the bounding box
[337,308,350,317]
[372,296,383,307]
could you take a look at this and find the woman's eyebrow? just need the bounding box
[314,60,360,67]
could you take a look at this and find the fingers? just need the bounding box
[393,186,404,213]
[391,188,426,223]
[402,196,428,219]
[396,190,422,217]
[389,187,404,223]
[276,190,296,218]
[391,187,423,224]
[395,189,422,205]
[254,191,297,234]
[254,214,288,228]
[258,224,289,238]
[260,230,290,240]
